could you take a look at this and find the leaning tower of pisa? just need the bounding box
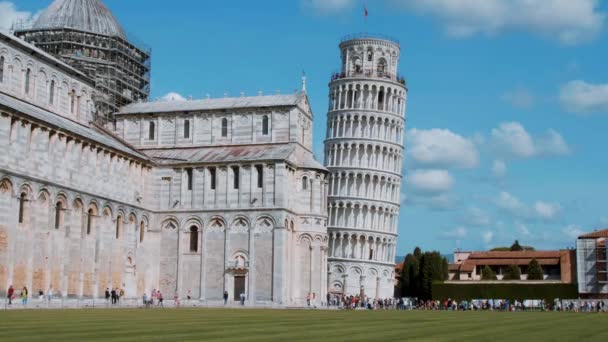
[324,34,407,299]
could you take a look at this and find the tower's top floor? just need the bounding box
[335,34,403,84]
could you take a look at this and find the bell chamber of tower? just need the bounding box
[324,34,407,300]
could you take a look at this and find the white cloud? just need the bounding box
[482,231,494,244]
[395,0,605,44]
[490,122,570,159]
[496,191,526,216]
[534,201,561,220]
[492,159,507,178]
[560,80,608,114]
[439,227,467,240]
[563,224,584,240]
[0,2,34,31]
[502,88,535,109]
[467,206,491,227]
[302,0,356,14]
[516,223,531,237]
[160,92,186,102]
[406,128,479,169]
[408,169,454,193]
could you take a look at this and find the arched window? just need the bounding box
[18,193,27,223]
[87,208,94,235]
[232,166,239,189]
[367,50,373,62]
[115,215,122,239]
[377,59,386,74]
[221,118,228,137]
[140,221,145,242]
[25,69,31,94]
[0,56,4,83]
[70,90,76,114]
[148,121,155,140]
[54,201,63,229]
[186,168,193,190]
[184,119,190,139]
[262,115,269,136]
[49,80,55,105]
[189,226,198,252]
[302,176,308,190]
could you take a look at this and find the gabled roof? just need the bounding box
[116,93,307,115]
[142,144,295,165]
[578,229,608,239]
[0,92,148,161]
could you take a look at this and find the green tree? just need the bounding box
[527,258,544,280]
[398,247,448,299]
[510,240,523,251]
[503,265,521,280]
[481,265,497,280]
[399,253,419,297]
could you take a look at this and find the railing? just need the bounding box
[341,33,399,45]
[226,261,250,268]
[331,71,407,86]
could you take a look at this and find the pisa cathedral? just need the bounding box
[0,0,406,304]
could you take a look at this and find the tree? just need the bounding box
[481,265,497,280]
[399,253,419,297]
[503,264,521,280]
[398,247,448,299]
[527,258,544,280]
[510,240,523,251]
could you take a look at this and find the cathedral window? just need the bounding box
[148,121,155,140]
[369,249,374,260]
[115,215,122,239]
[25,69,31,95]
[54,201,63,229]
[377,59,386,74]
[18,193,27,223]
[262,115,269,135]
[232,166,240,189]
[367,49,373,62]
[302,176,308,190]
[221,118,228,137]
[87,208,94,235]
[184,119,190,139]
[70,90,76,114]
[189,226,199,252]
[209,167,217,190]
[255,165,263,188]
[186,168,193,190]
[140,221,145,243]
[0,56,4,83]
[49,80,55,105]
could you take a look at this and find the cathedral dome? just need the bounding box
[33,0,126,39]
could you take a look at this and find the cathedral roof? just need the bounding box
[33,0,127,39]
[116,93,307,115]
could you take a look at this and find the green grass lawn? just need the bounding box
[0,308,606,341]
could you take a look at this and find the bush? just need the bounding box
[432,283,578,301]
[527,259,544,280]
[503,265,521,280]
[481,265,497,280]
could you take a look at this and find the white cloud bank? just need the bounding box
[395,0,605,44]
[490,122,570,159]
[407,128,479,169]
[408,169,454,194]
[560,80,608,114]
[495,191,561,221]
[0,1,34,31]
[160,92,186,102]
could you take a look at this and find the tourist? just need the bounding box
[105,288,111,302]
[157,291,164,307]
[111,288,117,304]
[38,289,44,301]
[151,289,157,305]
[7,285,14,305]
[326,293,331,307]
[240,292,245,306]
[143,293,149,308]
[47,286,53,303]
[21,286,28,305]
[306,292,311,306]
[174,292,180,307]
[311,293,317,308]
[118,288,124,303]
[223,291,229,305]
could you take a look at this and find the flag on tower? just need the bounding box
[364,5,368,17]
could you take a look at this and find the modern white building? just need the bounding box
[324,35,407,299]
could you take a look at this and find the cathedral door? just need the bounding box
[234,276,245,300]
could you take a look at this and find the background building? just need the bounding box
[13,0,151,119]
[448,250,576,283]
[324,34,407,299]
[576,229,608,298]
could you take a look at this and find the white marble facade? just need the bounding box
[0,32,328,305]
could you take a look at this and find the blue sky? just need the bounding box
[5,0,608,255]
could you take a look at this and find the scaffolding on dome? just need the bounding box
[12,20,151,123]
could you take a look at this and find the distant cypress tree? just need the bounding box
[503,265,521,280]
[527,258,544,280]
[398,247,448,299]
[481,265,497,280]
[510,240,523,251]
